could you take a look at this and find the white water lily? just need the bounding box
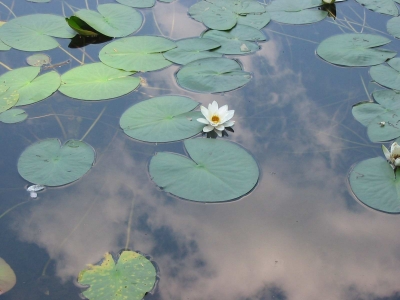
[197,101,235,137]
[27,184,45,198]
[322,0,335,3]
[382,142,400,168]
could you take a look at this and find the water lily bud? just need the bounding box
[322,0,335,4]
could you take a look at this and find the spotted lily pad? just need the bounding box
[349,156,400,213]
[317,33,397,67]
[352,90,400,142]
[0,67,60,106]
[149,138,259,202]
[0,257,16,295]
[26,53,51,67]
[0,86,19,113]
[78,251,156,300]
[370,58,400,90]
[120,96,204,142]
[163,38,221,65]
[17,139,95,186]
[0,108,27,123]
[59,63,140,101]
[99,36,176,72]
[74,4,142,37]
[0,14,75,51]
[176,57,251,93]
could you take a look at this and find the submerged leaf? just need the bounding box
[176,57,251,93]
[26,53,51,67]
[17,139,95,186]
[78,251,156,300]
[0,257,16,295]
[317,33,396,66]
[149,138,259,202]
[120,96,204,142]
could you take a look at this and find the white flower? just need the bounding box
[322,0,335,3]
[27,184,45,198]
[197,101,235,137]
[382,142,400,168]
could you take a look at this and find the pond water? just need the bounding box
[1,0,400,299]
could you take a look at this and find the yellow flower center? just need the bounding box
[211,115,220,123]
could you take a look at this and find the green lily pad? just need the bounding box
[269,9,327,24]
[0,86,19,113]
[78,251,156,300]
[26,53,51,67]
[349,157,400,213]
[352,90,400,142]
[0,257,16,295]
[28,0,51,2]
[355,0,398,16]
[17,139,95,186]
[370,58,400,90]
[66,16,99,37]
[0,108,27,124]
[176,57,251,93]
[317,33,397,67]
[99,36,176,72]
[163,38,222,65]
[202,24,265,55]
[116,0,156,8]
[0,14,75,51]
[75,4,142,38]
[237,12,271,29]
[150,138,259,202]
[120,96,204,142]
[0,67,60,106]
[387,16,400,39]
[59,63,140,101]
[188,1,238,30]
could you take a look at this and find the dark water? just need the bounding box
[1,0,400,299]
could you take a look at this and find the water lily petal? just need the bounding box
[197,118,209,125]
[214,128,223,137]
[222,110,234,122]
[200,106,209,118]
[30,192,37,198]
[215,124,225,131]
[203,125,214,132]
[382,145,391,161]
[224,120,235,127]
[218,104,228,115]
[209,101,219,113]
[395,158,400,166]
[391,142,400,156]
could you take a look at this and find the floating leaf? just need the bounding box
[17,139,95,186]
[0,108,27,124]
[78,251,156,300]
[116,0,156,8]
[66,16,98,37]
[352,90,400,142]
[370,58,400,90]
[74,4,142,38]
[349,157,400,213]
[176,57,251,93]
[0,67,60,106]
[99,36,176,72]
[59,63,140,101]
[317,33,396,67]
[269,10,327,24]
[237,12,271,29]
[208,0,265,14]
[150,138,259,202]
[202,24,265,55]
[163,38,222,65]
[27,0,51,2]
[120,96,204,142]
[355,0,398,16]
[26,53,51,67]
[0,257,16,295]
[0,14,75,51]
[0,86,19,113]
[387,16,400,39]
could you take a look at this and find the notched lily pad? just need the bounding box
[370,58,400,91]
[17,138,95,186]
[176,57,251,93]
[149,138,259,202]
[349,156,400,213]
[78,251,156,300]
[120,95,204,142]
[0,108,27,124]
[355,0,399,16]
[0,257,16,295]
[352,89,400,142]
[317,33,396,66]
